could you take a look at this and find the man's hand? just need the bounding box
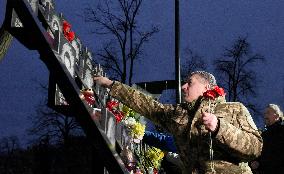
[93,76,114,88]
[201,111,218,132]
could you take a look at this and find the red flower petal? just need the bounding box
[84,94,96,106]
[106,101,119,111]
[63,21,71,32]
[67,31,75,42]
[203,90,217,100]
[62,20,75,42]
[214,86,226,97]
[114,111,124,123]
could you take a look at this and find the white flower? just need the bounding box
[123,117,136,127]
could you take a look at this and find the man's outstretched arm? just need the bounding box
[94,76,184,134]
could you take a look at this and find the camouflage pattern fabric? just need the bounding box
[110,82,262,174]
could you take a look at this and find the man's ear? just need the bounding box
[273,114,279,121]
[205,84,210,90]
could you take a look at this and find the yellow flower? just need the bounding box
[130,122,145,139]
[122,105,131,116]
[145,147,164,169]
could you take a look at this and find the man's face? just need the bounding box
[181,74,209,102]
[264,107,279,126]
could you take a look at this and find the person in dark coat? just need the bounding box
[250,104,284,174]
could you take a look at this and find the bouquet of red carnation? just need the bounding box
[80,88,96,106]
[106,100,125,123]
[202,85,225,174]
[63,20,75,42]
[106,101,119,110]
[203,86,226,100]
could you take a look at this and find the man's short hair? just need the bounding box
[190,71,217,88]
[267,104,283,118]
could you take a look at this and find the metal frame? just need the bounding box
[3,0,128,173]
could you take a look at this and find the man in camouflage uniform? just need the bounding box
[94,71,262,174]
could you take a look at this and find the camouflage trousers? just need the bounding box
[189,160,253,174]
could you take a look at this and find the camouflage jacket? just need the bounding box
[110,82,263,174]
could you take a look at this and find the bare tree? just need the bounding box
[0,136,21,173]
[28,83,83,146]
[214,37,264,113]
[84,0,159,85]
[28,105,82,146]
[0,136,20,155]
[181,47,207,80]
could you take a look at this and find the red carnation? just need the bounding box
[106,101,119,111]
[214,86,225,97]
[203,86,226,100]
[106,100,125,123]
[114,110,124,123]
[63,21,71,32]
[203,90,217,100]
[153,168,158,174]
[84,93,96,106]
[62,20,75,42]
[66,31,75,42]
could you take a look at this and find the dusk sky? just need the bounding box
[0,0,283,146]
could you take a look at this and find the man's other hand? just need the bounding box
[201,111,218,132]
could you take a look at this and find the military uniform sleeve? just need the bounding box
[109,81,186,134]
[214,103,263,160]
